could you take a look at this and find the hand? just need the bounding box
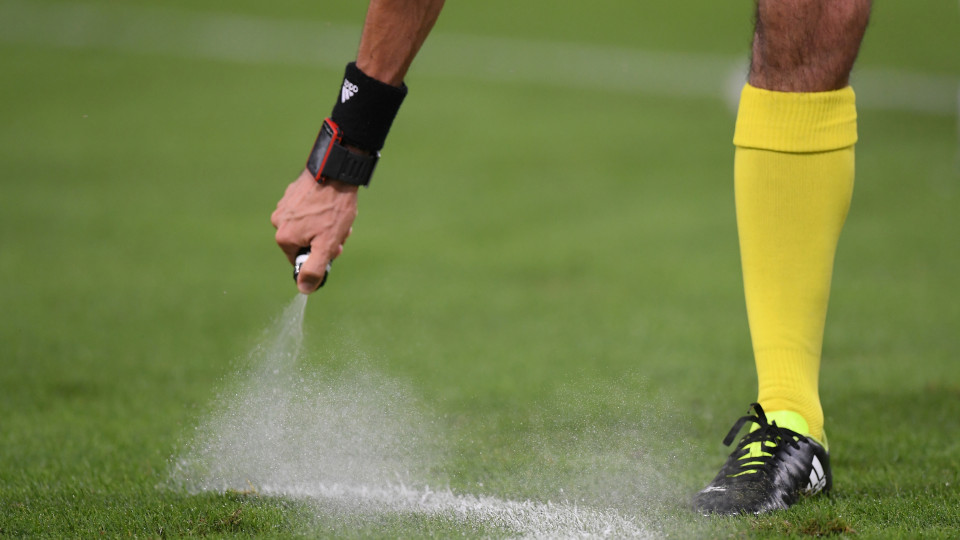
[271,169,358,294]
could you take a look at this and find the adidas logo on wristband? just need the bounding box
[341,79,359,103]
[329,62,408,152]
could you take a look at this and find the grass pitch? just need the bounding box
[1,1,958,537]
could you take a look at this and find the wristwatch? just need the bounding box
[306,118,379,187]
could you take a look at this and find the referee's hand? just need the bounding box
[271,169,357,294]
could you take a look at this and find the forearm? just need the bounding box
[356,0,446,86]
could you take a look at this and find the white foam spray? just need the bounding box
[169,295,656,538]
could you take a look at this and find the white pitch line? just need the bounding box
[1,0,956,115]
[0,0,357,69]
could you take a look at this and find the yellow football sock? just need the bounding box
[734,84,858,442]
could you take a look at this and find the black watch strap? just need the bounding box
[322,143,379,186]
[306,118,379,187]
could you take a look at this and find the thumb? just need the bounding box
[296,249,332,294]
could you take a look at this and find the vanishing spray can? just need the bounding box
[293,247,331,288]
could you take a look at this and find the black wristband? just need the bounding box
[330,62,407,151]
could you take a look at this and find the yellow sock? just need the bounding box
[734,84,858,442]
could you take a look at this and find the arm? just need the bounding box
[271,0,445,294]
[356,0,446,85]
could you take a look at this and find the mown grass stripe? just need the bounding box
[1,0,956,116]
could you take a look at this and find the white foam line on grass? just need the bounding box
[167,294,653,538]
[2,0,957,115]
[263,482,649,538]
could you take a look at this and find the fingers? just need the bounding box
[296,240,342,294]
[296,250,330,294]
[275,229,301,265]
[272,171,359,292]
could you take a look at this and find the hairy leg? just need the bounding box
[750,0,872,92]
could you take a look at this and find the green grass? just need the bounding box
[2,1,959,538]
